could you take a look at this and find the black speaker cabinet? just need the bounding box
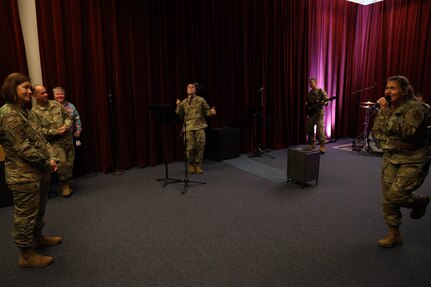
[287,146,320,188]
[0,161,13,207]
[205,127,240,161]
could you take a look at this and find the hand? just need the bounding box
[74,130,81,138]
[58,125,67,135]
[50,160,58,172]
[176,99,181,105]
[377,97,389,111]
[210,107,216,116]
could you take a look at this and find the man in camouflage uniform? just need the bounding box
[0,73,61,268]
[305,78,329,153]
[372,75,430,248]
[176,83,216,174]
[29,85,74,197]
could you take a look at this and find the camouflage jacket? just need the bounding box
[372,99,430,164]
[0,103,57,184]
[176,95,213,131]
[306,88,329,116]
[29,100,72,144]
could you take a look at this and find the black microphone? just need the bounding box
[371,95,390,110]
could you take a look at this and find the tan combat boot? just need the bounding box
[307,142,316,150]
[188,164,196,174]
[194,164,203,174]
[19,247,54,268]
[410,195,430,219]
[62,182,71,197]
[378,225,403,248]
[319,142,326,154]
[35,235,63,248]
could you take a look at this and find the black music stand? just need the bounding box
[149,104,182,187]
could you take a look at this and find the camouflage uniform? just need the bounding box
[29,100,73,182]
[306,88,328,145]
[176,95,212,165]
[0,103,56,248]
[372,99,430,226]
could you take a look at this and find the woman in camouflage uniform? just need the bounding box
[0,73,61,268]
[176,83,216,174]
[372,75,430,248]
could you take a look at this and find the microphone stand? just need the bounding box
[180,122,206,195]
[248,87,275,159]
[108,89,125,176]
[352,83,377,95]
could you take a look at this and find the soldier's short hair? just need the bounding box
[1,73,31,104]
[53,86,66,94]
[31,84,43,95]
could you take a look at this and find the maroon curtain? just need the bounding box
[31,0,431,173]
[349,0,431,134]
[0,0,28,86]
[260,1,309,148]
[308,0,358,140]
[35,0,113,173]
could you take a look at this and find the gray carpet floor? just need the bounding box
[0,138,430,287]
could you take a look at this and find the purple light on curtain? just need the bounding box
[308,1,334,141]
[308,0,361,142]
[325,111,333,139]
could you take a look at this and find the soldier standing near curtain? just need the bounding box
[176,83,216,174]
[29,85,74,197]
[0,73,61,268]
[305,78,328,153]
[53,86,82,179]
[53,86,82,144]
[372,75,430,248]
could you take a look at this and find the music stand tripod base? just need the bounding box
[156,158,182,188]
[111,169,125,176]
[248,147,275,159]
[156,175,183,188]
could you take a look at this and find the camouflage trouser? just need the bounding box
[52,139,75,182]
[306,111,326,144]
[184,129,206,164]
[381,159,430,226]
[9,172,51,248]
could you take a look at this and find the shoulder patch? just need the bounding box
[4,116,23,130]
